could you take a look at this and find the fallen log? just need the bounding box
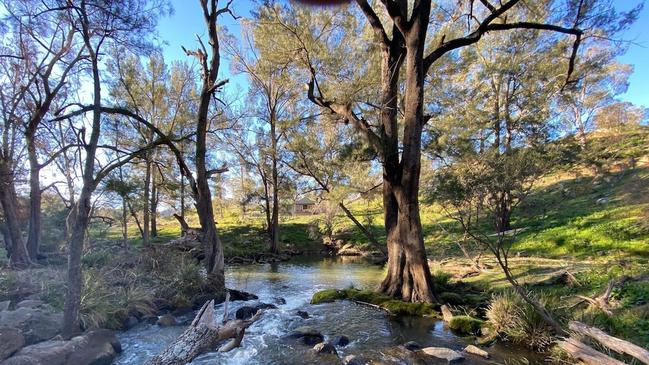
[557,337,626,365]
[569,321,649,364]
[145,294,262,365]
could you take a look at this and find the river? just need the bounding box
[114,257,541,364]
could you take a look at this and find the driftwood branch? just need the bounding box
[557,337,626,365]
[145,299,262,365]
[569,321,649,365]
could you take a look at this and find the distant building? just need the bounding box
[293,197,316,214]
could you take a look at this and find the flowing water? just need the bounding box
[114,257,542,364]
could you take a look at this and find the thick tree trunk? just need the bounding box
[0,163,31,268]
[26,139,42,260]
[378,12,436,303]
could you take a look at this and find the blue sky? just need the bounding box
[157,0,649,108]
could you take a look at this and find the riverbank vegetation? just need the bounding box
[1,0,648,364]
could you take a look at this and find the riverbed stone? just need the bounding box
[15,300,45,309]
[343,355,370,365]
[295,310,309,319]
[313,342,337,355]
[464,345,489,359]
[274,297,286,305]
[122,316,139,330]
[287,326,324,346]
[0,327,24,360]
[156,314,177,327]
[0,301,10,311]
[421,347,464,363]
[331,335,349,347]
[2,329,121,365]
[402,341,421,351]
[0,306,63,345]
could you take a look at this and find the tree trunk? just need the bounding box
[558,337,626,365]
[270,117,280,254]
[378,13,436,303]
[0,163,31,268]
[142,156,151,245]
[151,171,158,238]
[26,137,42,260]
[569,321,649,364]
[338,202,383,254]
[122,197,128,245]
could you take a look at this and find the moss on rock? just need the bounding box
[311,288,437,316]
[448,315,484,335]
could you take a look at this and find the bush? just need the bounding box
[449,315,484,335]
[486,290,564,350]
[439,292,463,305]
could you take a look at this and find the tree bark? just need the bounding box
[557,337,626,365]
[569,321,649,364]
[142,156,151,245]
[269,113,280,254]
[0,163,31,268]
[151,170,158,238]
[26,134,42,260]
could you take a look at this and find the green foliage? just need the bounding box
[448,315,484,335]
[439,292,463,305]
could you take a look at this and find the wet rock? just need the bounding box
[0,327,24,360]
[295,310,309,319]
[0,301,10,311]
[156,314,177,327]
[0,306,62,345]
[141,315,158,325]
[343,355,370,365]
[421,347,464,363]
[228,289,258,301]
[312,342,337,355]
[255,303,277,310]
[122,316,139,330]
[464,345,489,359]
[440,304,454,323]
[287,326,324,346]
[331,335,349,347]
[235,306,257,320]
[15,300,44,310]
[402,341,421,351]
[274,297,286,305]
[2,329,121,365]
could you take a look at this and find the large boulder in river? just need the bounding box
[0,327,24,360]
[235,303,277,320]
[0,306,62,344]
[1,329,121,365]
[287,326,324,346]
[312,342,337,355]
[421,347,464,364]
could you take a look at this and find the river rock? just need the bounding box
[0,301,10,311]
[15,300,45,310]
[0,306,62,345]
[236,303,277,320]
[156,314,177,327]
[464,345,489,359]
[287,326,324,345]
[274,297,286,305]
[2,329,121,365]
[313,342,337,355]
[295,310,309,319]
[440,305,454,323]
[0,327,24,360]
[331,335,349,347]
[343,355,370,365]
[228,289,258,301]
[402,341,421,351]
[596,197,609,205]
[421,347,464,363]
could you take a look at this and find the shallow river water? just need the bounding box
[114,257,541,364]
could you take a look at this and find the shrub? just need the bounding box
[486,290,564,350]
[449,315,484,335]
[439,292,463,305]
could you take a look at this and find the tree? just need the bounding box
[260,0,604,303]
[54,0,170,338]
[594,101,646,134]
[180,0,237,290]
